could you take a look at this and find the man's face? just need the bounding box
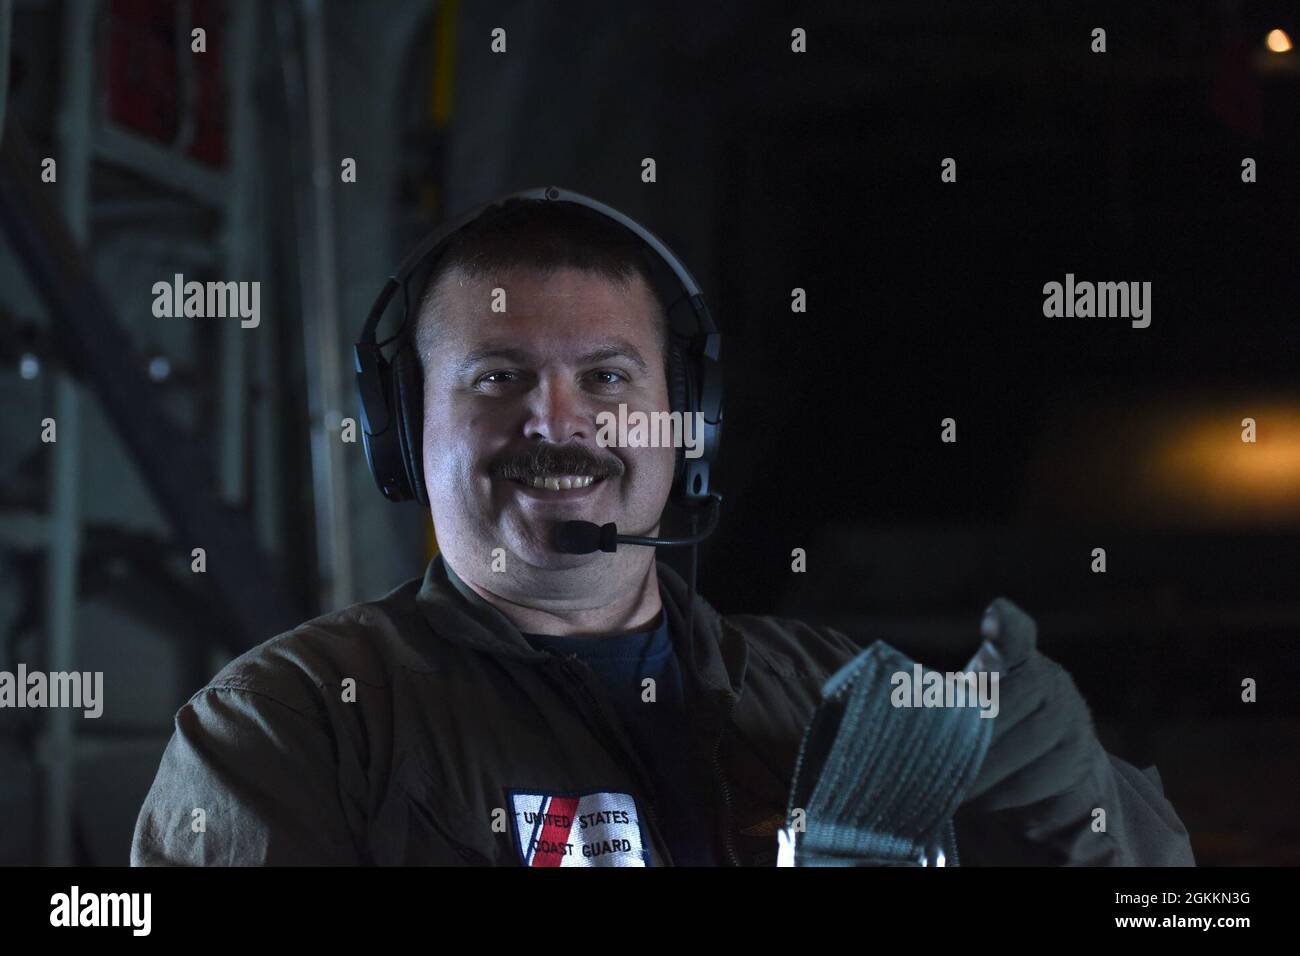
[420,266,676,578]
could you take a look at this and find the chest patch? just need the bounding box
[509,790,649,867]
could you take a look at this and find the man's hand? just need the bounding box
[962,597,1103,814]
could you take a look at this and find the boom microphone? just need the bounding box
[552,493,722,554]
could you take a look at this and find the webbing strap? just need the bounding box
[783,638,1000,866]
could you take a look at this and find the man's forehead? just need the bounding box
[434,268,662,340]
[440,268,655,311]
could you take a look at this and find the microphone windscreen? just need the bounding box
[553,520,603,554]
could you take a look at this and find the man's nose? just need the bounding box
[523,375,591,444]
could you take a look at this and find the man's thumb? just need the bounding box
[980,597,1037,670]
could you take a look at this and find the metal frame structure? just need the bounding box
[0,0,304,864]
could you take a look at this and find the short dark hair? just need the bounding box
[410,198,670,375]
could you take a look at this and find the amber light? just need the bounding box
[1265,29,1293,54]
[1148,407,1300,521]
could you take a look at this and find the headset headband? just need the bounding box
[359,186,715,346]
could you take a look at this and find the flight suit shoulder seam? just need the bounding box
[191,681,327,722]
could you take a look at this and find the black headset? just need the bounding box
[353,186,723,510]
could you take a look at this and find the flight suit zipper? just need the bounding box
[710,694,742,866]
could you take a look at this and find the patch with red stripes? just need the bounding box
[509,790,648,867]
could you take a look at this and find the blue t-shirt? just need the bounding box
[523,613,718,866]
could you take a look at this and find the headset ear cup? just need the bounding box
[393,345,428,505]
[359,354,404,502]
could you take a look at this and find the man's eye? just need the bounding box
[586,370,628,387]
[477,370,518,386]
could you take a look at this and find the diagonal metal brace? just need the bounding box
[0,118,306,647]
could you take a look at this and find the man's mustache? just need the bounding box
[490,444,625,482]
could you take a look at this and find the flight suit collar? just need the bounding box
[415,554,746,700]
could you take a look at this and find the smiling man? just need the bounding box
[131,195,1195,867]
[418,258,675,637]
